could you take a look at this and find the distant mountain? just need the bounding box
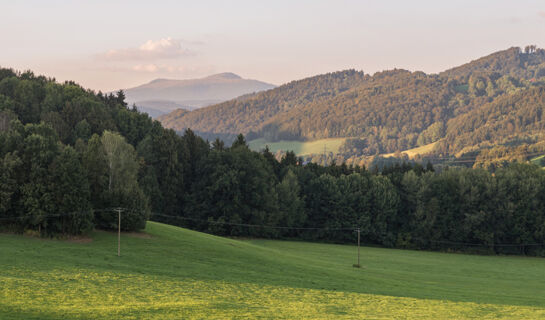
[123,73,275,117]
[157,70,367,140]
[158,47,545,161]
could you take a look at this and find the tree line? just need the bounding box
[2,68,545,257]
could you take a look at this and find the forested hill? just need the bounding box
[158,46,545,157]
[158,70,368,141]
[4,67,545,258]
[439,85,545,156]
[441,46,545,79]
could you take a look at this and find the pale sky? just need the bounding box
[1,0,545,92]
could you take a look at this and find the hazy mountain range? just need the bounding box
[123,72,275,117]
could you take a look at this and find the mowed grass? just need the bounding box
[249,138,347,156]
[2,222,545,319]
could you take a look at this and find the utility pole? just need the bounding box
[355,227,361,268]
[116,208,124,257]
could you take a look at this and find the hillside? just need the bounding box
[123,73,275,117]
[158,70,368,140]
[158,47,545,159]
[248,137,348,156]
[2,221,545,319]
[441,46,545,79]
[440,85,545,155]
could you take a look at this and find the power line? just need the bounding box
[4,207,545,247]
[148,212,355,231]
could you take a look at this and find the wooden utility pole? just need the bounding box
[352,227,361,268]
[117,208,123,257]
[357,227,360,267]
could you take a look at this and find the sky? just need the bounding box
[1,0,545,92]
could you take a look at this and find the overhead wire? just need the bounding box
[3,208,545,248]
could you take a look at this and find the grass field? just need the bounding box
[2,222,545,319]
[248,138,347,156]
[382,141,439,159]
[531,155,545,168]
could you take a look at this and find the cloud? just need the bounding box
[98,37,193,61]
[129,64,214,74]
[539,11,545,19]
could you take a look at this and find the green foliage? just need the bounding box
[0,68,172,234]
[187,146,279,237]
[276,169,305,229]
[416,122,445,146]
[0,152,22,217]
[3,65,545,260]
[441,86,545,155]
[49,146,93,234]
[97,131,150,230]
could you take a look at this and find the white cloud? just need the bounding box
[98,37,193,60]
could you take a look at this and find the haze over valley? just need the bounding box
[122,72,275,117]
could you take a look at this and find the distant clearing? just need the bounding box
[382,141,439,158]
[249,138,347,156]
[531,155,545,168]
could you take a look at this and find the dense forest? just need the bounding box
[159,47,545,164]
[2,67,545,257]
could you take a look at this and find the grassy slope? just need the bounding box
[382,141,439,158]
[2,222,545,319]
[248,138,347,156]
[531,155,545,168]
[248,138,438,159]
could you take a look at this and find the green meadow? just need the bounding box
[2,221,545,319]
[248,138,347,156]
[382,141,439,158]
[531,155,545,168]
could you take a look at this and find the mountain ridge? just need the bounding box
[158,46,545,162]
[123,72,275,118]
